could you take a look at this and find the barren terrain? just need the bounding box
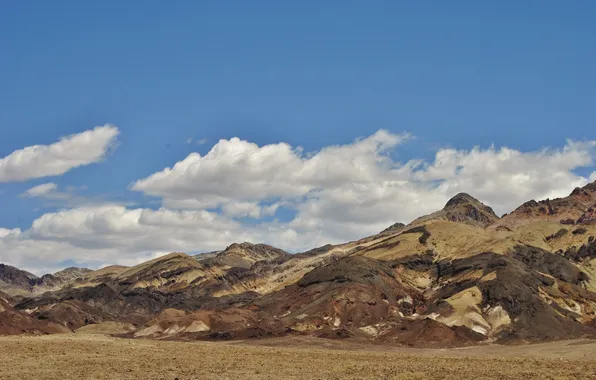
[1,334,595,380]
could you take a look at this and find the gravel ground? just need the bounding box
[1,334,596,380]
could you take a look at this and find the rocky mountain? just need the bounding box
[0,290,69,335]
[48,267,92,283]
[199,242,289,269]
[3,181,596,347]
[410,193,499,228]
[32,267,93,289]
[0,264,38,295]
[498,181,596,227]
[0,264,91,296]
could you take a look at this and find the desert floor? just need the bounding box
[1,334,596,380]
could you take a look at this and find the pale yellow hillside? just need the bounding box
[70,265,129,288]
[116,252,228,291]
[357,220,596,261]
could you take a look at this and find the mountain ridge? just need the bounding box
[3,181,596,346]
[498,181,596,227]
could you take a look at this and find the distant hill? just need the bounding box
[0,264,91,296]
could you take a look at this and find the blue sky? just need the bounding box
[1,1,595,273]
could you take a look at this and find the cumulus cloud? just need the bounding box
[131,130,409,208]
[133,130,596,225]
[221,202,263,218]
[0,228,21,239]
[220,201,281,219]
[0,124,119,182]
[2,130,596,273]
[410,141,596,213]
[21,183,58,197]
[20,182,136,209]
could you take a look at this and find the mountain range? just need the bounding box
[2,181,596,346]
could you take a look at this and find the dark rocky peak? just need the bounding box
[571,180,596,198]
[443,193,498,219]
[585,180,596,192]
[444,193,481,209]
[571,187,583,197]
[409,193,499,228]
[511,200,542,215]
[520,200,540,208]
[0,264,38,288]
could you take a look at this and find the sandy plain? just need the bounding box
[1,334,596,380]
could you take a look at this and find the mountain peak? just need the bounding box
[409,193,498,228]
[210,242,288,269]
[0,264,38,292]
[571,180,596,197]
[444,193,482,209]
[226,242,258,250]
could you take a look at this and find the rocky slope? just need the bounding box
[0,290,69,335]
[410,193,499,228]
[0,264,92,296]
[3,181,596,346]
[498,181,596,227]
[199,242,289,269]
[0,264,38,295]
[35,267,92,288]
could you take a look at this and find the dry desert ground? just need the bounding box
[1,334,596,380]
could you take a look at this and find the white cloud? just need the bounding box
[221,202,263,218]
[0,124,119,182]
[0,205,255,273]
[185,138,208,145]
[20,182,135,209]
[22,183,58,197]
[132,130,596,225]
[2,130,596,273]
[590,172,596,182]
[410,141,596,214]
[0,228,21,239]
[131,130,409,208]
[221,201,280,219]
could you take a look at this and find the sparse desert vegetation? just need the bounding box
[1,334,596,380]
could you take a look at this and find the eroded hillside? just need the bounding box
[3,181,596,346]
